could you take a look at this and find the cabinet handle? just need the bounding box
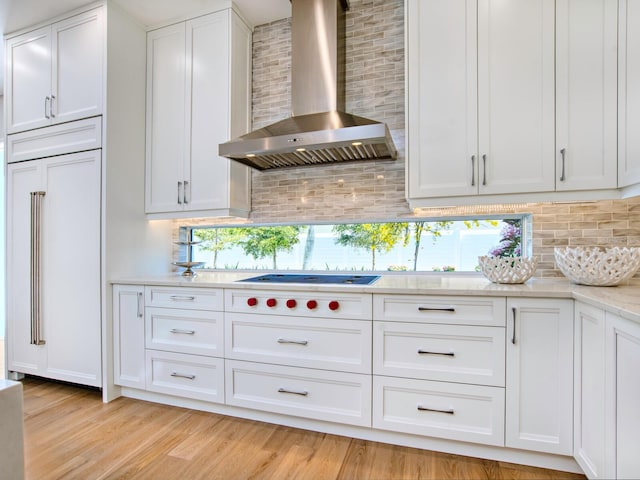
[171,372,196,380]
[559,148,566,182]
[277,338,309,346]
[471,155,476,187]
[30,191,47,345]
[183,180,189,204]
[177,181,183,204]
[511,306,517,345]
[278,387,308,396]
[44,97,51,119]
[169,295,195,301]
[418,306,455,312]
[417,405,455,415]
[50,95,56,118]
[482,154,487,186]
[170,328,196,335]
[137,292,143,318]
[417,349,455,357]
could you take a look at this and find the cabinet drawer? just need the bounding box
[225,289,372,320]
[226,313,371,373]
[145,308,223,357]
[145,350,224,403]
[374,322,505,386]
[145,286,222,311]
[7,116,102,163]
[373,376,505,446]
[373,294,505,326]
[226,360,371,427]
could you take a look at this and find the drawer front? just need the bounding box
[226,313,371,373]
[373,376,505,446]
[145,350,224,403]
[145,286,222,311]
[145,308,223,357]
[226,360,372,426]
[373,294,505,326]
[7,116,102,163]
[225,289,372,320]
[374,322,505,386]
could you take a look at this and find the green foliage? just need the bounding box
[193,228,244,268]
[235,226,301,270]
[333,223,407,270]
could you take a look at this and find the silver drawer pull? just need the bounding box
[418,306,456,312]
[169,295,196,301]
[417,349,455,357]
[278,387,308,396]
[417,405,455,415]
[277,338,309,346]
[170,328,196,335]
[171,372,196,380]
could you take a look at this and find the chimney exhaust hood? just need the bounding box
[218,0,397,171]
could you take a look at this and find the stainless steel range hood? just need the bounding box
[219,0,397,170]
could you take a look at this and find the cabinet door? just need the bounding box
[607,313,640,480]
[477,0,555,194]
[6,161,44,376]
[556,0,617,191]
[51,8,104,124]
[113,285,145,389]
[40,151,102,387]
[506,298,573,455]
[619,0,640,187]
[145,23,187,213]
[5,26,52,134]
[574,302,607,479]
[406,0,478,199]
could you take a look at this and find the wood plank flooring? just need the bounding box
[21,377,586,480]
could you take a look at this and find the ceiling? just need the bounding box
[0,0,292,95]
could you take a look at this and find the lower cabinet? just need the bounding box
[113,285,145,389]
[505,298,574,455]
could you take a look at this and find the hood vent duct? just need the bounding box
[219,0,397,170]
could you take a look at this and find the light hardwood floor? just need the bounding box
[21,377,586,480]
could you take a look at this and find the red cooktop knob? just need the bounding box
[328,300,340,311]
[306,300,318,310]
[286,299,297,309]
[266,298,277,308]
[247,297,258,307]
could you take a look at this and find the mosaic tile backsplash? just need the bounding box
[176,0,640,279]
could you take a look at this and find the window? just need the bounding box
[184,215,531,273]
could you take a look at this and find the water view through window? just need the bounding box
[187,216,530,273]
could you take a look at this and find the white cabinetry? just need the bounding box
[619,0,640,187]
[556,0,618,191]
[506,298,574,455]
[113,285,146,389]
[145,9,251,218]
[4,8,103,134]
[6,149,102,387]
[407,0,555,201]
[574,302,607,479]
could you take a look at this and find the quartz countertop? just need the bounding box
[111,272,640,325]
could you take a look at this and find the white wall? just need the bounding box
[1,95,5,339]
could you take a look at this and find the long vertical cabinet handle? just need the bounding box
[50,95,56,118]
[137,292,144,318]
[471,155,476,186]
[30,192,46,346]
[177,181,183,205]
[183,180,189,204]
[44,97,51,119]
[559,148,566,182]
[511,306,517,345]
[482,154,487,186]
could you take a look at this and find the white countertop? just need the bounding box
[111,272,640,325]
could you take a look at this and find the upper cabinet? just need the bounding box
[5,8,104,134]
[406,0,620,206]
[145,9,252,219]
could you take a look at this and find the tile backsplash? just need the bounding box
[176,0,640,278]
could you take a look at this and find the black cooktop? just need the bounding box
[238,273,380,285]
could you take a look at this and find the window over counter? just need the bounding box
[182,215,531,273]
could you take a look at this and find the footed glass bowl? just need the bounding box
[554,246,640,286]
[478,256,538,284]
